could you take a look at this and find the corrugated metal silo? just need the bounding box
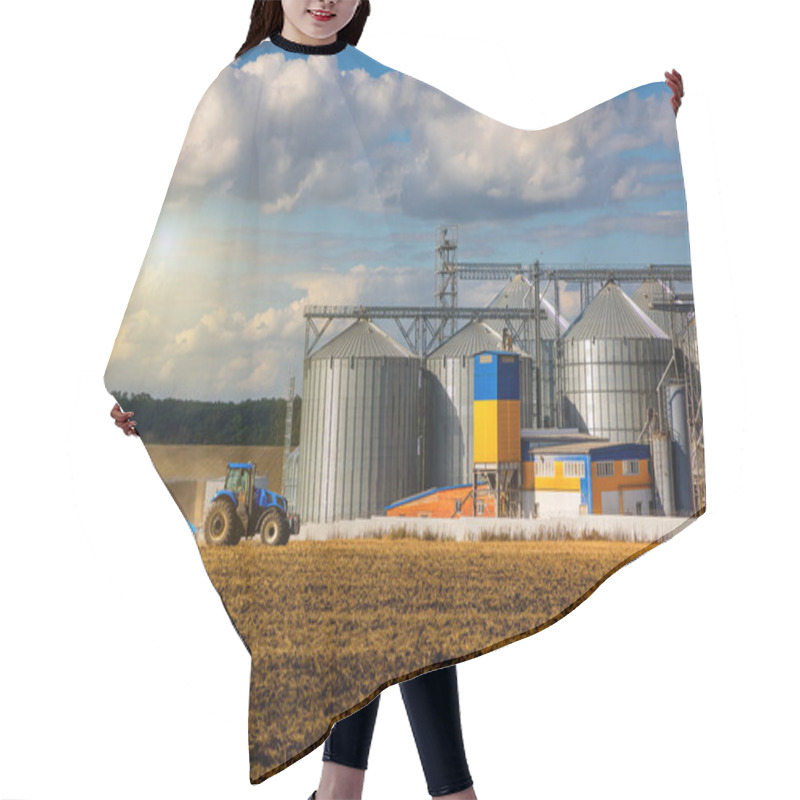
[649,431,675,516]
[680,313,702,403]
[632,278,685,338]
[666,383,693,515]
[424,321,531,490]
[562,280,672,443]
[484,274,568,427]
[297,319,420,524]
[283,446,299,514]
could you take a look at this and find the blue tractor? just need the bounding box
[203,462,300,547]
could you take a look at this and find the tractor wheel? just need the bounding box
[259,509,290,547]
[204,499,243,547]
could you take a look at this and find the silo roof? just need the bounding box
[427,320,528,358]
[632,278,685,336]
[564,280,670,341]
[485,274,568,339]
[311,318,417,359]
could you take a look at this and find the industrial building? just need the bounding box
[385,482,497,519]
[293,228,703,524]
[521,437,653,517]
[386,351,656,520]
[386,437,654,520]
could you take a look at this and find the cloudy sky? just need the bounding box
[105,39,690,402]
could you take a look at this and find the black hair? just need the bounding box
[236,1,371,60]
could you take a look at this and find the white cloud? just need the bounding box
[106,53,685,402]
[163,52,680,220]
[533,210,689,247]
[105,262,424,400]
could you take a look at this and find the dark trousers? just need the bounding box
[323,664,474,797]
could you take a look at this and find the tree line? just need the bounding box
[112,392,302,445]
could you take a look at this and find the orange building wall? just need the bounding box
[591,457,651,512]
[386,485,497,518]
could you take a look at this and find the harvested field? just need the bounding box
[198,537,654,783]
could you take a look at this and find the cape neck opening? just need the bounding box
[270,31,348,55]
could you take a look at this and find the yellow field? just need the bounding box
[198,537,653,784]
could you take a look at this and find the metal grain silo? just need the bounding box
[632,278,685,338]
[484,274,568,427]
[666,383,694,515]
[679,313,702,406]
[423,320,531,490]
[649,430,675,516]
[562,280,672,443]
[283,446,300,515]
[297,318,420,524]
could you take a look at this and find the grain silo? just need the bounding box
[283,445,300,515]
[632,278,685,338]
[562,280,672,443]
[649,430,675,516]
[666,382,694,515]
[297,318,420,524]
[484,274,568,427]
[424,320,531,490]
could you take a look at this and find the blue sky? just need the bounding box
[106,40,690,402]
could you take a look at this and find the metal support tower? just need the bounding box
[434,225,459,345]
[533,262,543,428]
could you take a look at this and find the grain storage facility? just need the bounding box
[562,280,672,443]
[424,320,531,491]
[483,274,568,428]
[296,318,421,524]
[520,433,654,517]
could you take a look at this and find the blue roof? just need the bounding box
[588,443,650,460]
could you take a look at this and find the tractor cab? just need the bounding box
[224,462,255,530]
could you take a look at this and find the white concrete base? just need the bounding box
[292,513,698,543]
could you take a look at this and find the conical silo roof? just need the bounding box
[564,280,669,341]
[311,318,416,360]
[632,278,684,336]
[427,320,527,358]
[485,274,568,339]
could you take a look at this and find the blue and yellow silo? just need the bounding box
[473,351,521,468]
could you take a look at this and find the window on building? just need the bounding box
[476,500,484,515]
[455,499,462,513]
[534,460,555,477]
[622,460,640,476]
[596,461,614,478]
[563,461,585,478]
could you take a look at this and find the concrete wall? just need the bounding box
[292,513,696,543]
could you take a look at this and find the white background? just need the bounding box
[1,1,797,798]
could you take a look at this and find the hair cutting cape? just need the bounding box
[105,34,706,783]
